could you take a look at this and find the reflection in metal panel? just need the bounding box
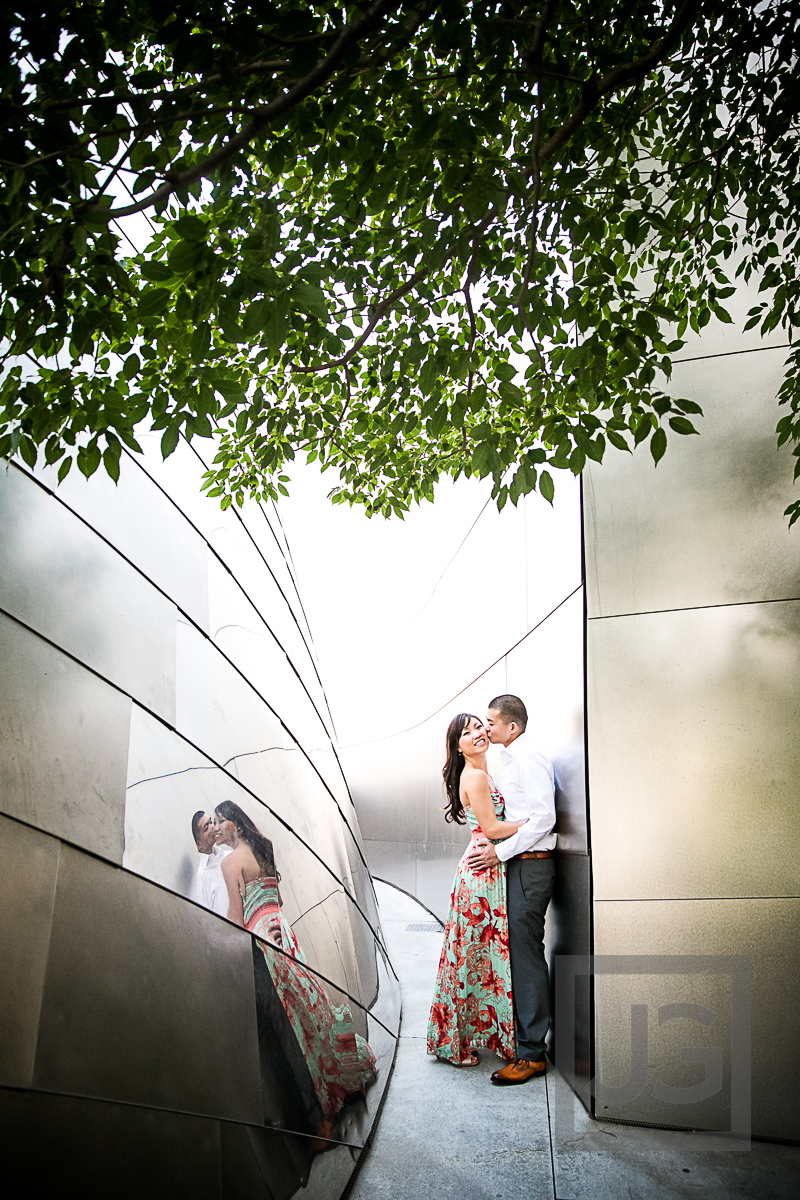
[0,434,397,1192]
[594,897,800,1141]
[0,464,177,721]
[0,1089,225,1199]
[123,705,378,1011]
[0,816,60,1090]
[207,554,348,809]
[0,613,131,861]
[30,450,210,633]
[584,347,800,619]
[34,844,264,1124]
[585,334,800,1142]
[588,600,800,902]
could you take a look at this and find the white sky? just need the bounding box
[278,459,582,748]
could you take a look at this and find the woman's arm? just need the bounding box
[463,771,526,840]
[221,856,245,926]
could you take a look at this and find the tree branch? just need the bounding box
[92,0,405,220]
[516,1,556,307]
[292,266,431,374]
[538,0,702,164]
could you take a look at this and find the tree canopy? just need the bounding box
[2,1,799,519]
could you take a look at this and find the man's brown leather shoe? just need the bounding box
[490,1058,547,1085]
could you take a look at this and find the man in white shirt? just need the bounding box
[190,810,232,917]
[467,693,556,1085]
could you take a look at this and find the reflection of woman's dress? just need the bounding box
[426,788,515,1063]
[244,877,376,1118]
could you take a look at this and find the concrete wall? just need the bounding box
[0,434,400,1198]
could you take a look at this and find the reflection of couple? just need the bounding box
[193,800,376,1122]
[190,810,231,914]
[427,694,556,1086]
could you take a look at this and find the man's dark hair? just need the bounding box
[191,810,206,846]
[488,694,528,731]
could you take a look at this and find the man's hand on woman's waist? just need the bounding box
[467,837,499,870]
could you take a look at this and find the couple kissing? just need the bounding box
[426,694,557,1085]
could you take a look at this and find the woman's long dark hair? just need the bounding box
[442,712,478,825]
[216,800,277,878]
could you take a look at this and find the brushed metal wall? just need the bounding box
[0,441,399,1197]
[584,342,800,1141]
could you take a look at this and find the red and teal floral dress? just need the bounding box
[426,787,515,1064]
[244,876,376,1118]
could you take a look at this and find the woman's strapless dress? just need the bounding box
[244,876,376,1118]
[426,788,515,1063]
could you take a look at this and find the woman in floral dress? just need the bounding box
[426,713,527,1066]
[216,801,376,1126]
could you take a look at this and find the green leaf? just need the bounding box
[140,261,173,282]
[161,425,180,459]
[122,353,140,380]
[243,297,270,338]
[633,415,652,445]
[784,500,800,529]
[291,280,328,321]
[668,416,699,436]
[103,444,121,482]
[191,325,211,358]
[674,399,703,415]
[471,440,498,479]
[175,214,207,241]
[209,374,245,401]
[57,457,72,483]
[585,434,605,463]
[650,427,668,465]
[624,212,640,244]
[138,289,171,319]
[636,310,659,339]
[428,405,448,437]
[264,307,289,355]
[19,437,37,469]
[539,470,554,505]
[77,442,101,478]
[168,240,203,274]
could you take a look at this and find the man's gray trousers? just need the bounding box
[506,856,556,1061]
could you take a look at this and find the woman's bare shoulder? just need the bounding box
[460,765,491,789]
[221,847,245,873]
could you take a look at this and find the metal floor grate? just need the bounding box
[405,922,444,932]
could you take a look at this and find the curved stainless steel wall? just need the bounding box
[0,434,400,1197]
[585,313,800,1138]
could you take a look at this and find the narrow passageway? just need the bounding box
[351,882,555,1200]
[349,882,800,1200]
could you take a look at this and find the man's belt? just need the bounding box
[511,850,553,861]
